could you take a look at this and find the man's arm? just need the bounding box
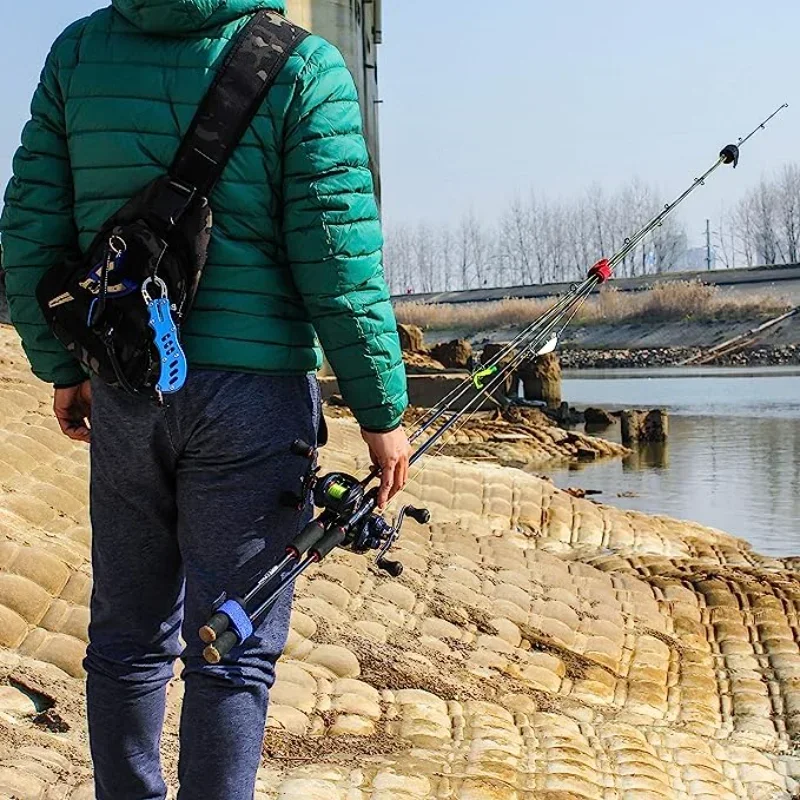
[282,37,408,433]
[0,38,86,387]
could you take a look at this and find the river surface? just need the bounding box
[546,366,800,557]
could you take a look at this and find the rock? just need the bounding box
[305,645,361,678]
[402,351,445,374]
[584,407,615,427]
[564,488,603,498]
[621,409,669,444]
[476,344,514,395]
[0,766,46,798]
[480,343,505,363]
[328,714,376,736]
[547,401,582,427]
[397,324,425,353]
[429,339,472,369]
[517,352,562,407]
[0,685,37,717]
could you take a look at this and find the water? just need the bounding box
[545,367,800,557]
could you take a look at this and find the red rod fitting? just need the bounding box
[588,259,612,283]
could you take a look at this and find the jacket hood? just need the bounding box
[112,0,286,35]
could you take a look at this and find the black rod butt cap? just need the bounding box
[203,630,239,664]
[199,612,229,644]
[720,144,740,168]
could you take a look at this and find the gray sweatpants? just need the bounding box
[85,371,320,800]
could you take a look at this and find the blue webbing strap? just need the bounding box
[219,599,254,644]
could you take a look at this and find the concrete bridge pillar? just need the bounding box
[285,0,382,196]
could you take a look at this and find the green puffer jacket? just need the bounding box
[0,0,407,431]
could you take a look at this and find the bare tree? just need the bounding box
[726,163,800,268]
[777,164,800,263]
[383,177,696,292]
[500,198,536,284]
[714,213,735,269]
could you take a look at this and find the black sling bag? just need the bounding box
[37,11,308,399]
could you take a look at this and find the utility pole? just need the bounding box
[706,219,713,271]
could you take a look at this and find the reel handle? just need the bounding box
[405,506,431,524]
[292,520,327,556]
[377,558,404,578]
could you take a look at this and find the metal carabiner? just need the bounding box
[141,275,168,305]
[109,235,127,256]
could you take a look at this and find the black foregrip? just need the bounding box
[203,630,238,664]
[407,506,432,524]
[199,612,229,644]
[292,520,326,555]
[312,527,347,560]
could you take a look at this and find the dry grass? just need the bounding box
[394,281,791,332]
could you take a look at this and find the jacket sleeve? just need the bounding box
[0,39,86,386]
[281,38,408,432]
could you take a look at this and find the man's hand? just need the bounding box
[54,381,92,443]
[361,427,412,509]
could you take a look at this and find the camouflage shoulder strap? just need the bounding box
[170,11,308,200]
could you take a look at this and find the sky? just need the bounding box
[1,0,798,251]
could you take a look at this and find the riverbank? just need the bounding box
[561,342,800,369]
[408,296,800,370]
[2,326,800,798]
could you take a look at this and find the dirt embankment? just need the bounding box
[421,314,800,370]
[557,314,800,368]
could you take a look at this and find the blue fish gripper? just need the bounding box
[142,277,188,395]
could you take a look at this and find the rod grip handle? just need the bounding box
[312,527,347,560]
[203,630,239,664]
[292,520,326,556]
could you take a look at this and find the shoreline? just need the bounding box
[560,343,800,369]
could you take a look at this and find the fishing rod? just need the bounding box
[198,104,787,664]
[408,103,790,441]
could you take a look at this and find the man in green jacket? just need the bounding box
[1,1,410,797]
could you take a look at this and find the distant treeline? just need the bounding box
[384,164,800,295]
[1,163,798,320]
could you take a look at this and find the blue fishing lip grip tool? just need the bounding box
[141,276,188,396]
